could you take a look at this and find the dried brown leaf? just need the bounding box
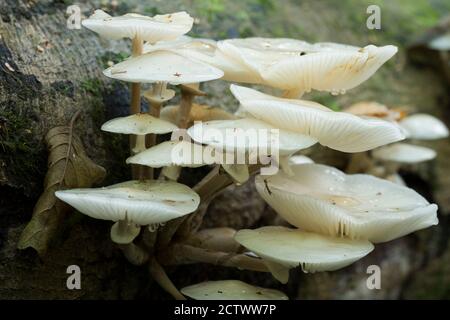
[17,120,106,256]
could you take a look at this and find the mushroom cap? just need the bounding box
[261,44,397,93]
[255,164,438,243]
[399,114,449,140]
[55,180,200,225]
[127,140,251,184]
[372,143,437,163]
[101,113,177,135]
[235,226,374,273]
[188,117,317,156]
[218,38,397,93]
[160,104,236,126]
[103,50,224,84]
[82,10,193,43]
[231,85,405,152]
[127,140,207,168]
[181,280,288,300]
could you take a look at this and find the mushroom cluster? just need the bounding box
[55,9,443,300]
[344,102,449,185]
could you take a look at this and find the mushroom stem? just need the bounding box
[157,164,262,249]
[133,135,147,154]
[130,35,143,115]
[118,243,149,266]
[176,86,195,129]
[129,35,143,179]
[345,152,373,174]
[149,258,186,300]
[159,244,269,273]
[133,134,148,180]
[145,82,168,180]
[110,218,141,245]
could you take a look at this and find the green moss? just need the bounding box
[0,103,45,196]
[98,51,129,69]
[80,79,103,96]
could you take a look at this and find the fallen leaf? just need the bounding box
[17,115,106,256]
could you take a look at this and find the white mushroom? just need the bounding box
[104,50,223,85]
[82,10,193,43]
[101,113,177,153]
[399,114,449,140]
[255,163,438,243]
[231,85,405,152]
[55,180,200,244]
[187,117,317,156]
[127,140,250,184]
[181,280,288,300]
[235,226,374,283]
[372,143,437,163]
[218,38,397,96]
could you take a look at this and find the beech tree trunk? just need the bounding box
[1,0,450,299]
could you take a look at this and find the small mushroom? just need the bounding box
[399,113,449,140]
[231,85,405,152]
[101,113,178,154]
[127,140,249,184]
[187,117,317,156]
[255,163,438,243]
[104,50,223,123]
[344,101,404,121]
[181,280,288,300]
[104,50,223,85]
[55,180,200,244]
[235,226,374,283]
[82,10,194,128]
[82,10,193,44]
[372,143,437,164]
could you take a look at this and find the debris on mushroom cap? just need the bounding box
[231,85,405,152]
[217,38,397,94]
[103,50,224,84]
[399,113,449,140]
[372,143,437,163]
[181,280,288,300]
[235,226,374,278]
[55,180,200,225]
[82,10,194,43]
[255,163,438,243]
[101,113,178,135]
[187,117,317,156]
[160,103,236,126]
